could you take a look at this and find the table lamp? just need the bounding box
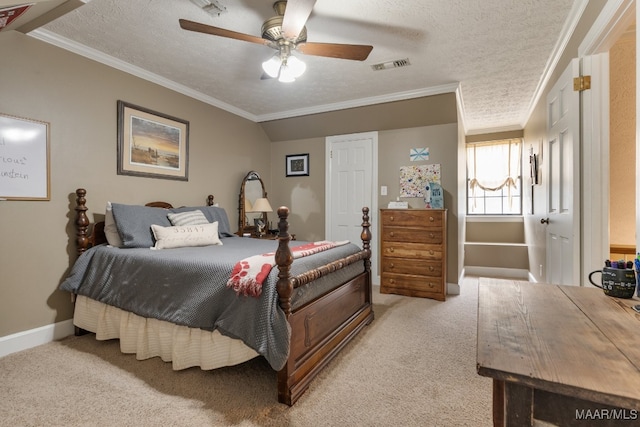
[251,197,273,237]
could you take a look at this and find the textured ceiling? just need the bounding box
[27,0,580,134]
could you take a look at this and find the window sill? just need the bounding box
[466,215,523,223]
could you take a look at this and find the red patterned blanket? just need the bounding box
[227,240,349,297]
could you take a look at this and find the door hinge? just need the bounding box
[573,75,591,91]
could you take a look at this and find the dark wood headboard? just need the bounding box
[73,188,215,255]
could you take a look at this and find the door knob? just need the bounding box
[540,218,550,224]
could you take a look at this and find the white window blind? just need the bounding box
[467,138,522,214]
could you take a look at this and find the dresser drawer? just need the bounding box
[381,210,444,227]
[380,273,445,300]
[381,242,442,260]
[381,258,442,277]
[382,227,443,244]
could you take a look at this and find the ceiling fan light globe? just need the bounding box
[262,55,282,78]
[287,55,306,78]
[278,65,296,83]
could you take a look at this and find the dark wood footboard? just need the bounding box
[274,206,374,406]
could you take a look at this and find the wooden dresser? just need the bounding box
[380,209,447,301]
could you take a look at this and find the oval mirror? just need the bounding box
[237,171,269,237]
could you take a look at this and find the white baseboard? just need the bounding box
[0,320,75,358]
[463,266,530,280]
[447,282,460,295]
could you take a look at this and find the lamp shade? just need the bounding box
[286,55,306,78]
[262,54,281,78]
[252,198,273,213]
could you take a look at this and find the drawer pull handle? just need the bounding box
[429,216,434,222]
[428,283,434,288]
[390,279,396,285]
[429,266,434,272]
[389,248,395,253]
[390,232,395,237]
[390,216,394,221]
[429,233,435,238]
[389,263,395,269]
[429,250,434,255]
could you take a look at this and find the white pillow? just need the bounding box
[150,222,222,249]
[105,202,124,247]
[167,210,209,226]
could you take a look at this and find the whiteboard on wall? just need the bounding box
[0,114,50,200]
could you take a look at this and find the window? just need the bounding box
[467,138,522,215]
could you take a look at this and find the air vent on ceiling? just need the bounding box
[371,58,411,71]
[189,0,227,17]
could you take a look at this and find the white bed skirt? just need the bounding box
[73,295,259,370]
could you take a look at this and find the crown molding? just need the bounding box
[254,83,459,122]
[523,0,589,129]
[28,29,259,121]
[455,84,468,135]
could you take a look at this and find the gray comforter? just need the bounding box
[59,237,364,370]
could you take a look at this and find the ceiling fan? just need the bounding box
[179,0,373,82]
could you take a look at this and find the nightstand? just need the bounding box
[252,233,278,240]
[251,233,296,240]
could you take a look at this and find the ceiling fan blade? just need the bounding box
[297,42,373,61]
[281,0,317,40]
[179,19,272,47]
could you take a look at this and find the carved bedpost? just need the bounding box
[206,195,215,206]
[360,207,372,273]
[75,188,90,256]
[275,206,294,317]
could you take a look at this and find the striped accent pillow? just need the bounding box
[167,210,209,227]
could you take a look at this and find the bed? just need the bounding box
[61,188,374,406]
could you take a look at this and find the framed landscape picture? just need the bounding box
[117,101,189,181]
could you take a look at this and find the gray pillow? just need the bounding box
[111,203,172,248]
[170,206,235,237]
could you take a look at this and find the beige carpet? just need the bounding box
[0,278,493,427]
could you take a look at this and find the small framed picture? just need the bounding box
[286,153,309,177]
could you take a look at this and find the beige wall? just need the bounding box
[260,94,458,141]
[609,32,636,246]
[0,32,271,338]
[270,122,460,285]
[523,1,606,283]
[269,136,326,241]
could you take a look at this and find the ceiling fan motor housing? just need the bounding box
[261,15,307,44]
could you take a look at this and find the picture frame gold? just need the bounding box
[117,100,189,181]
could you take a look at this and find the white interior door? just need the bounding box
[545,58,581,285]
[325,132,378,281]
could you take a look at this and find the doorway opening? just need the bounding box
[608,23,636,264]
